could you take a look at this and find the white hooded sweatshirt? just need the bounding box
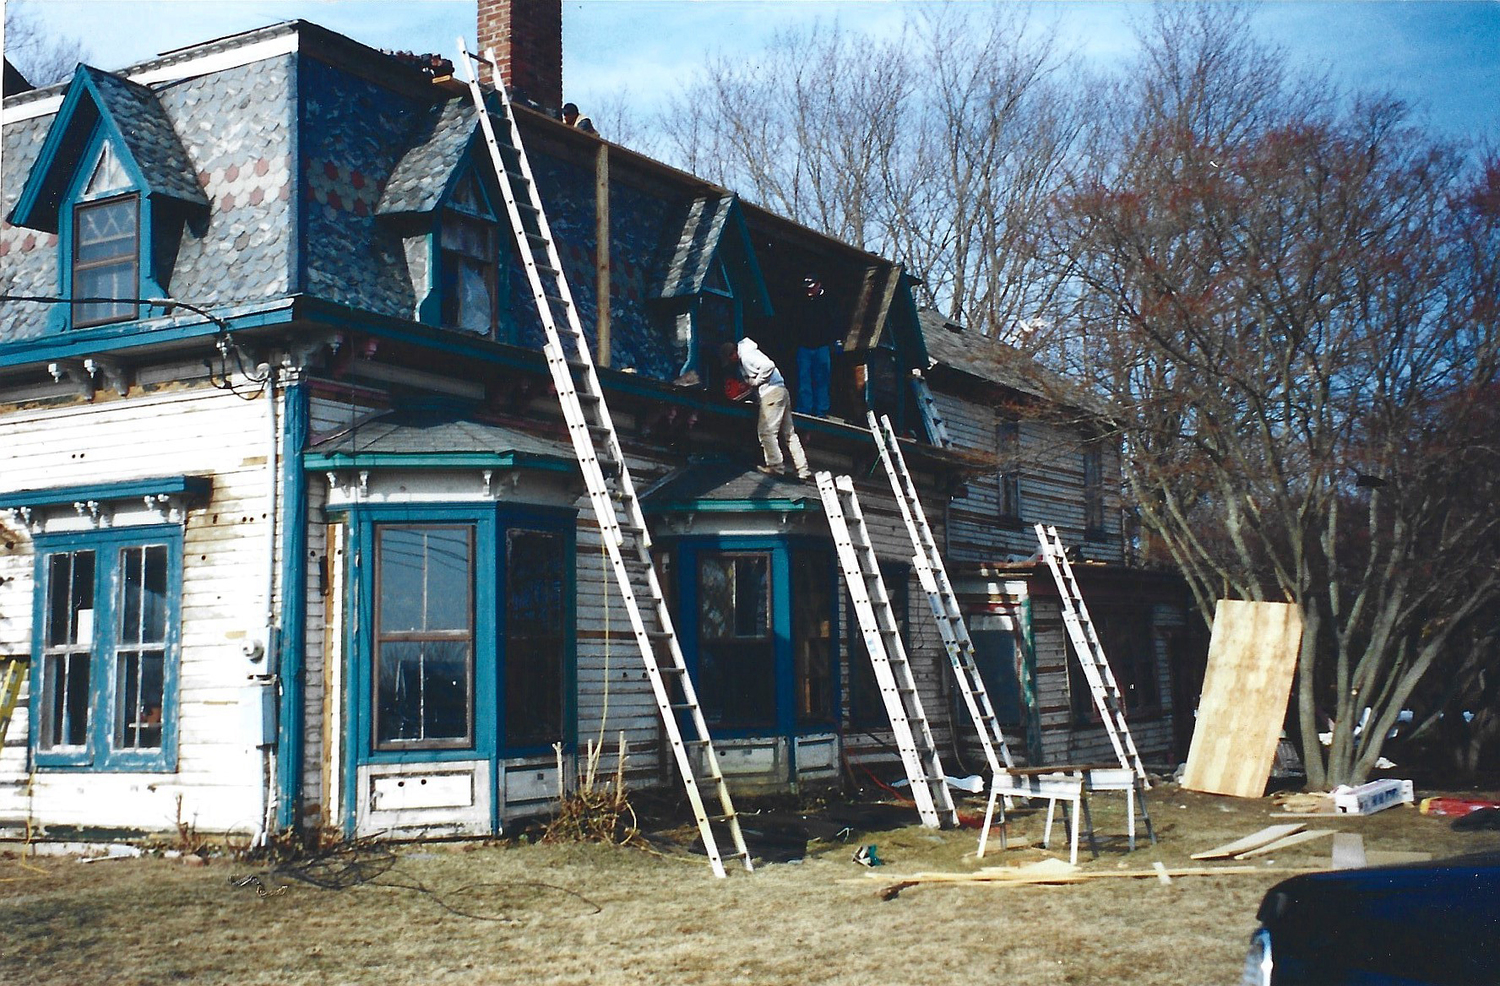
[736,337,785,392]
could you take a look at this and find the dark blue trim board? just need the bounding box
[275,375,311,830]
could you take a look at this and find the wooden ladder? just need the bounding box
[457,44,751,876]
[1035,523,1148,783]
[816,471,957,828]
[868,412,1017,777]
[0,659,26,748]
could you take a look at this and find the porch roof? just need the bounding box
[303,408,579,472]
[641,460,821,514]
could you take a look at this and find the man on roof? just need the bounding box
[721,338,813,481]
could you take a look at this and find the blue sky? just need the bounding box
[7,0,1499,143]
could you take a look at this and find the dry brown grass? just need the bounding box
[3,783,1497,986]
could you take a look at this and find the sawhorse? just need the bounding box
[978,765,1155,864]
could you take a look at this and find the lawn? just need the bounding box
[3,783,1497,986]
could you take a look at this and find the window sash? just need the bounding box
[72,194,139,326]
[34,535,178,769]
[439,211,497,335]
[698,553,775,728]
[792,550,835,727]
[997,417,1021,521]
[374,525,476,749]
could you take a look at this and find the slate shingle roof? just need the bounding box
[656,196,733,299]
[919,308,1107,415]
[377,99,477,216]
[309,407,577,463]
[87,67,208,208]
[641,460,820,512]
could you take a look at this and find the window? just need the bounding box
[504,529,566,748]
[677,539,837,736]
[374,525,475,749]
[848,563,908,729]
[438,171,499,336]
[1069,607,1160,722]
[33,528,180,770]
[792,548,835,727]
[968,629,1022,727]
[72,194,139,326]
[997,415,1021,524]
[354,505,574,766]
[698,553,775,728]
[1083,444,1108,540]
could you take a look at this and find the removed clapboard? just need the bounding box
[1181,600,1303,798]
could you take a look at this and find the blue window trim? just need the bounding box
[29,524,183,772]
[671,534,839,742]
[0,475,212,511]
[338,501,575,831]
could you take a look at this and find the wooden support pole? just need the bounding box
[595,144,611,367]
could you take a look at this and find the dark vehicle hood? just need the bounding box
[1258,852,1500,985]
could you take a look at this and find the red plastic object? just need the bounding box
[1419,796,1500,817]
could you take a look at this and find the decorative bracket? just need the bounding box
[83,356,130,396]
[48,359,94,399]
[73,499,112,527]
[142,493,187,524]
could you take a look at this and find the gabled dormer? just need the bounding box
[378,98,515,341]
[656,195,772,387]
[8,65,209,331]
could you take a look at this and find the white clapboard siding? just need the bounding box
[933,392,1125,565]
[0,387,276,835]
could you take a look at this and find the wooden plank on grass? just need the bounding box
[1181,600,1303,798]
[1191,823,1306,860]
[1234,828,1335,859]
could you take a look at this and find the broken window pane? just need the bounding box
[40,550,96,750]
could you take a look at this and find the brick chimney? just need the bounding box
[478,0,562,114]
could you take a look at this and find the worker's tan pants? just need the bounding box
[757,383,809,474]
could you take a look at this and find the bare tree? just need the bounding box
[653,6,1081,353]
[1057,5,1500,787]
[4,4,87,89]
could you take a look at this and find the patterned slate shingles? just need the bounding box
[0,115,61,342]
[162,55,295,307]
[377,100,476,216]
[87,68,209,208]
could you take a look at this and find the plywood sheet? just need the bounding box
[1234,829,1335,859]
[1181,600,1303,798]
[1191,823,1306,860]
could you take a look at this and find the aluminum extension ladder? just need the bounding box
[0,659,26,747]
[1035,523,1148,783]
[816,471,957,828]
[458,44,751,877]
[868,413,1017,777]
[909,372,953,448]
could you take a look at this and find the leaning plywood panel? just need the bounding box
[1181,600,1302,798]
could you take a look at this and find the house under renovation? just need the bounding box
[0,2,1199,854]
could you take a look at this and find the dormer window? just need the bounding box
[8,66,209,334]
[73,193,140,326]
